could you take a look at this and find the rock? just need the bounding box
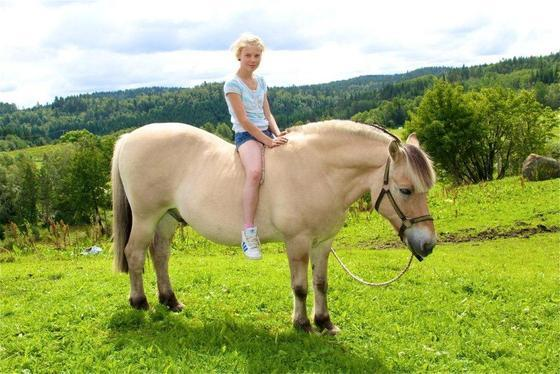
[522,154,560,181]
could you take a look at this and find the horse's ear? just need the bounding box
[406,133,420,147]
[389,140,402,162]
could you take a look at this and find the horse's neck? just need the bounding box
[303,132,389,208]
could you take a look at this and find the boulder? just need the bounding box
[522,154,560,181]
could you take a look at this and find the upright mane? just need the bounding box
[287,120,395,143]
[402,143,436,193]
[287,120,436,192]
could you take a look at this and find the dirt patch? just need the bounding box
[438,224,560,243]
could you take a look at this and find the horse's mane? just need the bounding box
[402,143,436,193]
[287,120,395,143]
[287,120,436,192]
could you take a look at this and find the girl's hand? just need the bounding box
[267,136,288,148]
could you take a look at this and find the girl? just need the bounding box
[224,33,288,260]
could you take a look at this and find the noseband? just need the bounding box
[374,157,433,261]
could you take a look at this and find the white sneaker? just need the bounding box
[241,227,262,260]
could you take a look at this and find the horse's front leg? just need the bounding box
[311,241,340,335]
[286,236,312,333]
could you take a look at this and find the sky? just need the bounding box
[0,0,558,108]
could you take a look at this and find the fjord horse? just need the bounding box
[112,120,436,334]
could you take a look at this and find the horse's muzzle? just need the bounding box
[403,228,436,261]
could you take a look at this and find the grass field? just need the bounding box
[1,176,559,372]
[1,234,558,372]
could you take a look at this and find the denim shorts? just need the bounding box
[235,129,274,150]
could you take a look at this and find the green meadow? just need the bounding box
[1,176,559,372]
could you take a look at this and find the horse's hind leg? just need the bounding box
[311,241,340,335]
[149,213,184,312]
[125,219,157,310]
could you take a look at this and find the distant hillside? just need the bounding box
[88,87,184,100]
[0,53,558,151]
[292,66,450,90]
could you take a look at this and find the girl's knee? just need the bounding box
[246,167,262,184]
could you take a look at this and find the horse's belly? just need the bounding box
[186,218,240,246]
[176,201,238,245]
[177,197,282,246]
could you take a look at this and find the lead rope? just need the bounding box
[330,247,414,287]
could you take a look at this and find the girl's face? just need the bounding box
[239,45,262,73]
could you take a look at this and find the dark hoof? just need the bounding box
[129,296,149,310]
[293,318,313,333]
[314,315,340,335]
[159,292,184,312]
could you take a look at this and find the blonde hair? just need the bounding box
[231,33,265,59]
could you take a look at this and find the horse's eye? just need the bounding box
[399,188,412,196]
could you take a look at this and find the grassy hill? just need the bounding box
[4,143,71,164]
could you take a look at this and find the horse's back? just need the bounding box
[125,122,230,147]
[120,122,235,166]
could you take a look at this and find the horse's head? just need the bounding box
[372,133,437,261]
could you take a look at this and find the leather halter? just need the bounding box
[374,157,433,261]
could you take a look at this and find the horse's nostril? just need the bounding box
[423,241,435,254]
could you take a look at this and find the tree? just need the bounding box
[64,136,111,226]
[0,159,17,238]
[39,147,75,224]
[214,123,233,142]
[0,154,38,232]
[534,83,560,109]
[352,98,413,128]
[12,155,38,226]
[501,90,557,175]
[201,122,216,134]
[405,80,482,183]
[38,156,54,224]
[406,80,558,183]
[37,137,111,226]
[468,87,556,179]
[0,102,17,115]
[58,129,96,143]
[0,135,28,151]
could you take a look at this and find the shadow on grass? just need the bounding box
[106,306,386,372]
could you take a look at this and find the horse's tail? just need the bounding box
[112,135,132,273]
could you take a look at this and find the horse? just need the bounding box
[111,120,437,334]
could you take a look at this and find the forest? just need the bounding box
[0,53,558,151]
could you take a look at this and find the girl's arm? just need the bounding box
[263,94,284,136]
[226,93,274,146]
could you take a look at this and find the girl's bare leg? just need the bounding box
[238,140,264,227]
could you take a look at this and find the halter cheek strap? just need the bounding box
[374,157,433,261]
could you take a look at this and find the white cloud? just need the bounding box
[0,0,558,108]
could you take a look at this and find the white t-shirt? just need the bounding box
[224,75,269,133]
